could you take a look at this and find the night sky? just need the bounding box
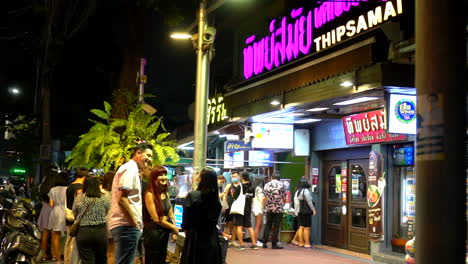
[0,1,198,145]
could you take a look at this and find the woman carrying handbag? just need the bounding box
[293,178,316,248]
[72,176,111,264]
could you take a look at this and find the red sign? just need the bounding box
[341,109,406,145]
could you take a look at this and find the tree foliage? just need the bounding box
[66,101,179,171]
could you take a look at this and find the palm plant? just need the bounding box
[66,101,179,171]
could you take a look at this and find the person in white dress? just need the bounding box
[48,172,70,262]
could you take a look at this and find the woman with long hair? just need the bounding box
[143,166,179,264]
[47,172,69,262]
[293,178,316,248]
[73,176,110,264]
[180,167,222,264]
[252,176,266,247]
[37,172,56,261]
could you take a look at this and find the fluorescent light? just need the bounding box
[340,81,354,87]
[213,130,220,135]
[270,100,281,106]
[306,107,329,112]
[294,118,322,124]
[333,97,379,106]
[180,146,194,150]
[282,112,305,117]
[220,134,239,140]
[170,33,192,39]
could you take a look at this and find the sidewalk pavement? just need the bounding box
[227,244,384,264]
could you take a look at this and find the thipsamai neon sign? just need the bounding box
[242,0,403,80]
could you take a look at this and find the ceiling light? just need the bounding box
[282,112,305,117]
[294,118,322,124]
[340,81,354,87]
[220,134,240,140]
[213,130,220,135]
[306,107,329,112]
[333,97,380,106]
[270,100,281,106]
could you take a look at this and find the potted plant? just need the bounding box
[279,213,295,243]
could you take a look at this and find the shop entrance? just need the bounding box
[324,159,369,254]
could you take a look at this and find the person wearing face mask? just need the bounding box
[143,166,179,264]
[220,172,240,246]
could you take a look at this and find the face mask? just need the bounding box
[232,178,239,183]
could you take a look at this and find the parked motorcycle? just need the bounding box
[0,205,41,264]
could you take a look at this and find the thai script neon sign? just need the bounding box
[242,0,403,80]
[207,96,228,125]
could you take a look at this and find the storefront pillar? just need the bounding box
[415,0,466,262]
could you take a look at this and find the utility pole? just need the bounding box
[415,0,466,262]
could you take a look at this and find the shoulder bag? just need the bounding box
[229,184,245,215]
[69,199,93,237]
[299,189,312,216]
[65,192,75,222]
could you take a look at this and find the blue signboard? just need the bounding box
[225,140,252,153]
[248,150,273,167]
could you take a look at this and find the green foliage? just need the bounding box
[66,101,180,171]
[281,213,295,231]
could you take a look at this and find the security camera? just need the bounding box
[202,27,216,44]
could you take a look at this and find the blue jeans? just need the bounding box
[111,226,142,264]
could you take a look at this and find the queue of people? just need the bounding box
[219,171,317,251]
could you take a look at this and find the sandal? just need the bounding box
[50,257,58,262]
[304,245,311,248]
[291,240,300,246]
[40,256,50,261]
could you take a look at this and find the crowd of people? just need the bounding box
[218,171,316,251]
[34,142,316,264]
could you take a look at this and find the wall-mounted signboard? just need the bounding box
[224,151,245,169]
[207,96,228,125]
[387,93,417,135]
[225,140,252,153]
[341,109,407,145]
[242,0,405,80]
[251,123,294,149]
[248,150,273,167]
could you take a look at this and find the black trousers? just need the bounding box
[76,224,108,264]
[262,212,283,245]
[143,222,170,264]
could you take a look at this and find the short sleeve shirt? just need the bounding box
[263,180,286,213]
[108,159,143,231]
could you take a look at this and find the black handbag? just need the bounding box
[299,190,312,215]
[69,200,93,237]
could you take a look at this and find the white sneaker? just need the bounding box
[256,241,263,247]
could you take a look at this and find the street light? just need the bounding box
[8,87,20,95]
[171,0,218,177]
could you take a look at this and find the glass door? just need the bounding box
[324,161,347,249]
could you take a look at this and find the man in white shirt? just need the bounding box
[108,143,153,264]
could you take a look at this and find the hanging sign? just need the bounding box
[342,109,407,145]
[367,151,386,241]
[224,140,252,153]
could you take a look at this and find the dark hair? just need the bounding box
[54,172,70,187]
[197,167,218,194]
[39,174,56,202]
[76,167,89,178]
[145,166,168,222]
[240,172,251,182]
[102,171,115,192]
[82,176,102,198]
[297,178,311,190]
[217,175,226,181]
[132,143,153,157]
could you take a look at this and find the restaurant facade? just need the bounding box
[212,0,417,262]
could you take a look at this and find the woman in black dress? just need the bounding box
[143,166,179,264]
[180,167,222,264]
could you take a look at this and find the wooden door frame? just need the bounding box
[347,159,370,254]
[323,160,347,249]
